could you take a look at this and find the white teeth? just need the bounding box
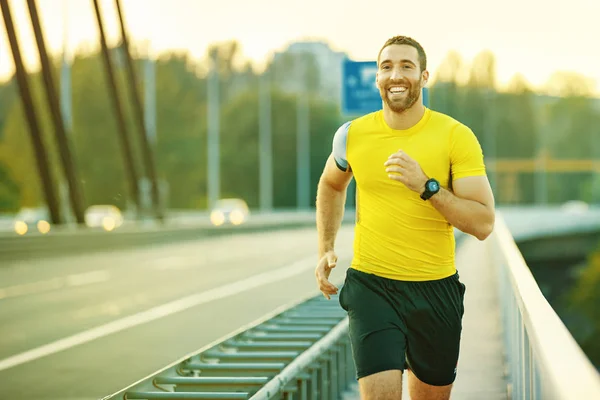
[389,87,407,93]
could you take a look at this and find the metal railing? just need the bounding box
[491,214,600,400]
[100,292,356,400]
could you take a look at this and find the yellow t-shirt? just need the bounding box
[332,108,487,281]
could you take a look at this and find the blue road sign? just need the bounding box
[341,59,429,116]
[341,60,380,116]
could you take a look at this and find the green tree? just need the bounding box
[0,78,18,141]
[430,51,465,119]
[307,98,344,206]
[205,40,256,105]
[0,160,19,211]
[460,51,498,156]
[218,90,261,207]
[564,239,600,368]
[0,69,62,210]
[545,71,597,98]
[69,50,134,210]
[153,52,208,209]
[540,72,600,203]
[217,83,342,209]
[467,50,497,89]
[497,74,538,159]
[493,74,539,203]
[269,51,321,95]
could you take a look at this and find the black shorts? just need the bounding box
[338,267,466,386]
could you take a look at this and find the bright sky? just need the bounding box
[1,0,599,93]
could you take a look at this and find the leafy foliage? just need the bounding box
[0,43,598,212]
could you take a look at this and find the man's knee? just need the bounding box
[358,369,403,400]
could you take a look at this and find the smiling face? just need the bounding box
[376,44,429,113]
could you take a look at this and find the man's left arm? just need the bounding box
[428,176,495,241]
[385,150,495,240]
[384,122,495,241]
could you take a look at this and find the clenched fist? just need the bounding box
[384,150,428,193]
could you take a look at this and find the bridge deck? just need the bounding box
[342,236,509,399]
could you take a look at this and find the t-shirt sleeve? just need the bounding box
[332,121,351,172]
[449,123,487,180]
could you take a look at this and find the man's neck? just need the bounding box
[383,103,426,130]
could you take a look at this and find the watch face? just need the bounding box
[428,181,439,191]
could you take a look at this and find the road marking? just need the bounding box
[0,270,111,300]
[0,255,318,372]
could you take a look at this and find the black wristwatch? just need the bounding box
[420,178,440,200]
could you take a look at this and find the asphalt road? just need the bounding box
[0,226,355,400]
[3,206,597,399]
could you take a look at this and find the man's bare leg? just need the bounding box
[358,369,403,400]
[407,369,453,400]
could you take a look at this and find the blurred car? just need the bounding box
[13,207,51,235]
[84,205,124,231]
[210,198,249,226]
[561,200,589,214]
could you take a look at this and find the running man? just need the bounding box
[315,35,495,400]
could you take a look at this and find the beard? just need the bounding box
[381,78,422,113]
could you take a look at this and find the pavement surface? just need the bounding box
[0,226,355,399]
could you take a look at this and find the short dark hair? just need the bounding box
[378,36,427,72]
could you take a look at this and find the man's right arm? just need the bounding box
[316,123,353,258]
